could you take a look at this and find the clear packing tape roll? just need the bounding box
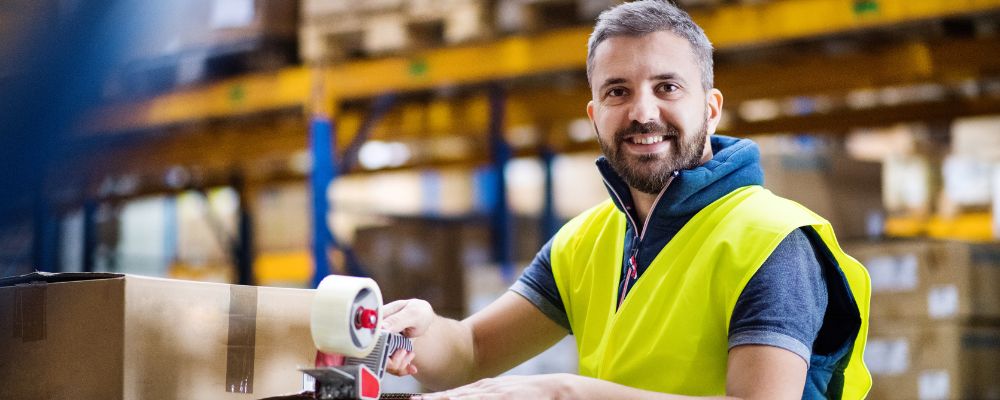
[311,275,383,358]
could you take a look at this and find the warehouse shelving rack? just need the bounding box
[57,0,1000,284]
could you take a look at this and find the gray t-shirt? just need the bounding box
[511,227,828,364]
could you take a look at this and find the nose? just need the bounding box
[627,87,659,124]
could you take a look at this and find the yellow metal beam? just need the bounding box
[81,0,1000,133]
[719,37,1000,104]
[724,96,1000,135]
[885,212,995,242]
[82,67,312,133]
[700,0,1000,48]
[322,29,590,99]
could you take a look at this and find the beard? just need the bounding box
[596,114,709,195]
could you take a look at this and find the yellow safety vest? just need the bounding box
[550,185,871,399]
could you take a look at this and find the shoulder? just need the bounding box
[738,228,827,306]
[551,199,618,252]
[511,238,572,332]
[727,187,826,229]
[729,228,829,363]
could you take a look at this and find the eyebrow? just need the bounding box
[599,73,688,92]
[598,78,627,92]
[652,73,687,85]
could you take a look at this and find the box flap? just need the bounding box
[0,272,124,287]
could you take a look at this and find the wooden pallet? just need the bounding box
[299,0,739,63]
[301,0,493,63]
[299,0,627,63]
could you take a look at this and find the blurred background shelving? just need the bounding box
[4,0,1000,397]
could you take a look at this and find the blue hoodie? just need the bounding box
[597,135,765,299]
[511,135,858,398]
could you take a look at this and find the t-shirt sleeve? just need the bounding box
[509,237,572,333]
[728,227,828,365]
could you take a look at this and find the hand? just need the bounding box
[385,348,418,376]
[412,374,573,400]
[382,299,435,377]
[381,299,435,338]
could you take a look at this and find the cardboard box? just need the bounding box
[759,137,884,240]
[882,154,935,216]
[844,240,1000,321]
[353,219,470,319]
[353,215,547,318]
[0,272,316,399]
[866,319,1000,400]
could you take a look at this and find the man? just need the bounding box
[380,1,872,399]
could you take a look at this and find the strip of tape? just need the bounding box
[13,284,46,342]
[225,285,258,394]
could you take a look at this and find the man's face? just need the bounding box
[587,31,722,195]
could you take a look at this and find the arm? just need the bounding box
[416,344,806,400]
[382,291,567,390]
[571,344,806,399]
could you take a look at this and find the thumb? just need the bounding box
[381,300,411,333]
[382,300,408,316]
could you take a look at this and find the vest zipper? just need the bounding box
[602,171,679,310]
[618,236,640,307]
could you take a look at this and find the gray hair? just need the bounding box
[586,0,714,91]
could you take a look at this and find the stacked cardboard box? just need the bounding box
[866,320,1000,400]
[1,272,317,399]
[352,215,546,319]
[845,240,1000,400]
[760,136,884,241]
[353,219,476,319]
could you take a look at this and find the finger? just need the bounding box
[381,301,410,332]
[381,315,401,333]
[384,357,400,374]
[385,350,408,375]
[469,377,495,388]
[390,349,408,365]
[427,389,495,400]
[381,311,412,334]
[402,349,417,365]
[415,389,449,399]
[382,300,408,316]
[403,323,426,338]
[388,364,412,377]
[407,364,418,375]
[387,352,413,376]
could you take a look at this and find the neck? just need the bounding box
[630,142,715,227]
[630,188,661,227]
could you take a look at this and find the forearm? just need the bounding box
[411,315,477,390]
[389,293,567,391]
[561,375,739,400]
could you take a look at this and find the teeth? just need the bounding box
[632,136,665,145]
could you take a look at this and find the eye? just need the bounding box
[606,87,628,98]
[656,83,679,93]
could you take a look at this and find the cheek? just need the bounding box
[675,103,708,132]
[594,113,619,138]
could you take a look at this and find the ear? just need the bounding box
[586,100,596,122]
[706,88,724,135]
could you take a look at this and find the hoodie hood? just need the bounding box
[597,135,765,221]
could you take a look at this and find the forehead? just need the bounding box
[590,30,700,84]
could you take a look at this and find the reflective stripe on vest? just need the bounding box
[550,185,872,398]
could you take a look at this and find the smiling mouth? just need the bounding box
[628,135,671,145]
